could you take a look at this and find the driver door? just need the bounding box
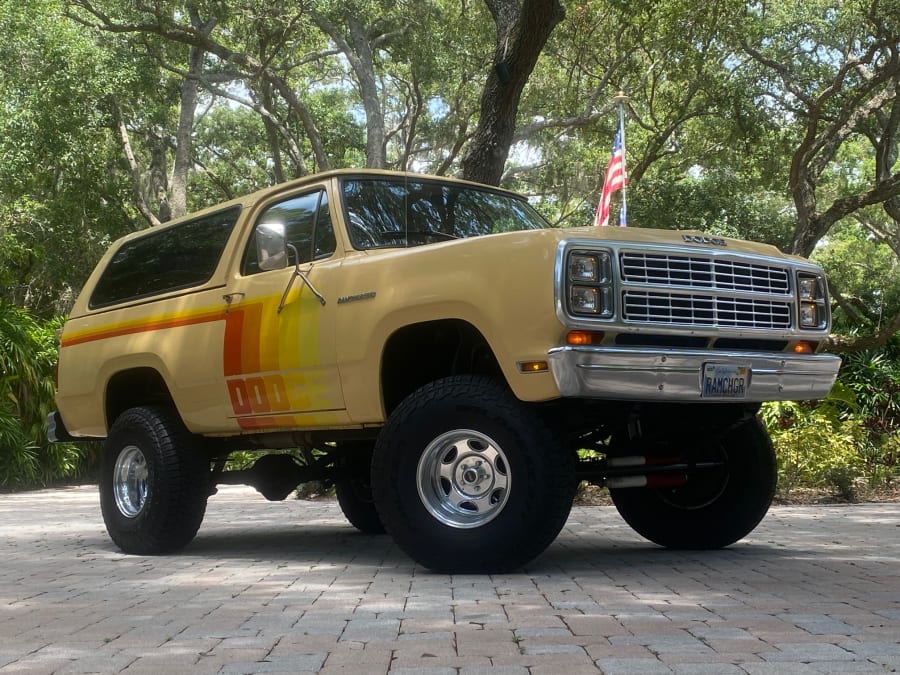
[220,187,349,431]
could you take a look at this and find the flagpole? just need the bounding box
[615,90,629,226]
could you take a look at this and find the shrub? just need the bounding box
[840,346,900,438]
[762,386,866,500]
[0,302,91,487]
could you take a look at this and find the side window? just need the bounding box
[89,206,241,309]
[243,190,335,275]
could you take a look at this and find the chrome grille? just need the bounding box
[623,290,792,329]
[620,252,790,294]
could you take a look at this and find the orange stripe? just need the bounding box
[239,303,262,374]
[61,309,226,348]
[238,415,288,430]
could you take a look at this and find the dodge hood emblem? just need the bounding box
[683,234,727,247]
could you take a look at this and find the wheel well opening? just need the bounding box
[105,368,176,429]
[380,319,502,415]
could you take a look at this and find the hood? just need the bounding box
[553,226,791,259]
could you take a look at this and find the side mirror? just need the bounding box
[256,222,288,271]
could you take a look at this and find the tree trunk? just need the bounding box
[790,172,821,257]
[171,9,216,219]
[348,16,385,168]
[170,49,202,219]
[113,99,161,227]
[259,82,286,184]
[313,12,385,168]
[460,0,565,186]
[149,133,171,223]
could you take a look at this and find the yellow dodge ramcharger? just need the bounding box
[49,169,842,572]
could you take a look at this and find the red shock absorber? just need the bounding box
[604,456,688,489]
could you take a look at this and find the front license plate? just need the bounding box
[701,363,750,399]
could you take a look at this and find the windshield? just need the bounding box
[341,177,550,250]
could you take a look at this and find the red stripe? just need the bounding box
[223,309,245,376]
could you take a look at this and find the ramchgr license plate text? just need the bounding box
[702,363,750,398]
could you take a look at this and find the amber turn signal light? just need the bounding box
[792,341,816,354]
[566,330,604,346]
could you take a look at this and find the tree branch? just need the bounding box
[826,311,900,352]
[819,172,900,228]
[111,100,160,227]
[68,0,330,172]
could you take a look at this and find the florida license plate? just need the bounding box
[701,363,750,399]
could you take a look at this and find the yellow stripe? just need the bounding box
[61,308,225,347]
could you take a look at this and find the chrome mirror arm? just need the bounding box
[296,268,327,306]
[277,244,327,313]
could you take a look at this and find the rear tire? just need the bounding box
[100,406,209,554]
[371,376,577,573]
[335,478,385,534]
[609,416,776,549]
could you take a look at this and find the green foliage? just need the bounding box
[762,388,866,500]
[763,368,900,500]
[0,0,898,494]
[813,224,900,333]
[306,90,368,169]
[0,302,91,486]
[0,0,133,315]
[0,415,38,483]
[191,106,275,206]
[628,169,795,249]
[836,341,900,483]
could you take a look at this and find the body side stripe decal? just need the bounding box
[60,309,226,348]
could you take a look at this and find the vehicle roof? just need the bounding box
[132,169,524,239]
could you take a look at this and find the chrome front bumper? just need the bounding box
[547,346,842,402]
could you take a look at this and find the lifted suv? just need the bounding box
[50,170,841,572]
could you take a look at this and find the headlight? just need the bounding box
[569,254,598,282]
[570,286,599,312]
[799,276,819,300]
[570,285,613,316]
[566,249,614,318]
[799,302,818,327]
[568,252,611,283]
[797,271,827,329]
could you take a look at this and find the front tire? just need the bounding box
[371,376,576,573]
[100,406,209,554]
[609,415,776,549]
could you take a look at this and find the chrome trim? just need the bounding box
[554,239,833,338]
[619,250,791,294]
[547,345,842,402]
[621,289,792,329]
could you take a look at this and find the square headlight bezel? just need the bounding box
[566,248,614,318]
[797,271,828,329]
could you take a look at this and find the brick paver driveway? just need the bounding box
[1,485,899,674]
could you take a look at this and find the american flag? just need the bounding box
[593,121,626,227]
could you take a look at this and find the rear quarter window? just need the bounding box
[89,206,241,309]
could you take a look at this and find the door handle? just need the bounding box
[223,292,245,313]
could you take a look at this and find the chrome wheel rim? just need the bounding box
[113,445,149,518]
[416,429,511,529]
